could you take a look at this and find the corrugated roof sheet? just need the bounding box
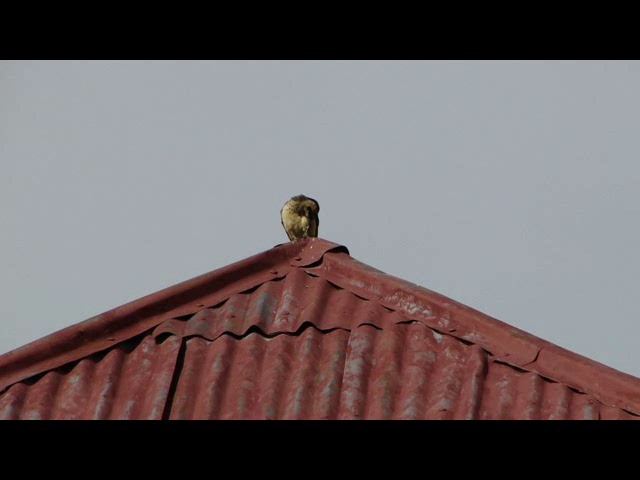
[1,237,639,419]
[0,333,181,420]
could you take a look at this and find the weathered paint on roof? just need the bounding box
[1,237,638,419]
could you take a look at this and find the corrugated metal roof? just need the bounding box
[0,333,181,420]
[1,237,639,419]
[163,323,630,420]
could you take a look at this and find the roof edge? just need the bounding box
[0,238,347,392]
[307,251,640,415]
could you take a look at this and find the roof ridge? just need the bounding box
[0,238,346,392]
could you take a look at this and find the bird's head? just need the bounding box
[292,194,320,215]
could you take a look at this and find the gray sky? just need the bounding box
[2,60,640,378]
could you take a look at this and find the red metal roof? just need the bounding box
[1,237,639,419]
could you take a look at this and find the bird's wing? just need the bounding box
[308,214,319,237]
[281,207,295,241]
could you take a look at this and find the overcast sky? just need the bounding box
[2,60,640,377]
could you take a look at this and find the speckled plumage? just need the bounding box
[280,194,320,241]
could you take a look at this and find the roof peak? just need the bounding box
[2,237,640,415]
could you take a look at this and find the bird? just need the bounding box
[280,194,320,241]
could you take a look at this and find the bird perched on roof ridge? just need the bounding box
[280,194,320,241]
